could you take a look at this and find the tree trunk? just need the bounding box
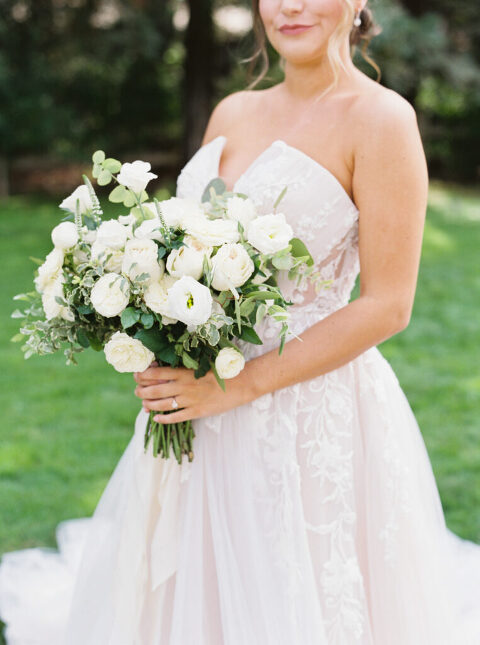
[183,0,215,163]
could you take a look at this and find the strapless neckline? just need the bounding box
[203,135,358,211]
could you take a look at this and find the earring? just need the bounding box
[354,8,362,27]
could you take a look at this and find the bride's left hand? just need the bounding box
[133,362,251,423]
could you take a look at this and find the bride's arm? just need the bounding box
[135,92,429,422]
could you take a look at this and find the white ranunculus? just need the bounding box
[143,274,178,324]
[247,213,293,255]
[90,273,129,317]
[59,185,94,214]
[215,347,245,379]
[104,331,155,373]
[91,240,124,273]
[225,196,257,231]
[211,243,254,292]
[166,239,210,281]
[116,160,157,194]
[41,274,74,322]
[121,238,164,282]
[34,248,64,293]
[167,275,213,326]
[51,221,79,250]
[156,197,204,229]
[134,218,164,242]
[183,215,240,247]
[96,219,129,250]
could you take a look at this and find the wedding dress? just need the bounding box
[1,135,479,645]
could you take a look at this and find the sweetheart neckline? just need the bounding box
[204,135,358,211]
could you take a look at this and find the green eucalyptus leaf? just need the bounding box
[201,178,226,202]
[121,307,141,329]
[109,185,127,203]
[97,169,112,186]
[103,158,122,173]
[92,150,105,164]
[123,191,136,208]
[182,352,199,370]
[290,237,314,266]
[141,312,154,329]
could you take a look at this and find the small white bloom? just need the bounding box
[211,243,254,292]
[122,238,164,282]
[59,185,94,215]
[34,248,64,293]
[134,218,164,242]
[247,213,293,255]
[118,213,137,226]
[183,215,240,247]
[117,160,157,194]
[51,221,79,250]
[225,196,257,231]
[167,275,212,326]
[156,197,204,229]
[215,347,245,379]
[143,274,178,324]
[91,240,124,273]
[80,226,97,244]
[96,219,129,250]
[41,274,74,322]
[104,331,155,373]
[166,239,211,281]
[90,272,130,317]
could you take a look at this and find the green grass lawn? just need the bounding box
[0,181,479,558]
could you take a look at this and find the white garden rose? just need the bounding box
[117,160,157,194]
[34,248,64,293]
[104,331,155,373]
[215,347,245,379]
[183,215,240,247]
[91,240,124,273]
[166,238,211,281]
[122,238,164,282]
[59,185,94,214]
[134,218,164,242]
[143,274,178,324]
[96,219,129,250]
[225,196,257,231]
[90,273,129,317]
[41,274,74,322]
[51,221,79,250]
[167,275,213,326]
[156,197,204,228]
[211,243,254,292]
[247,213,293,255]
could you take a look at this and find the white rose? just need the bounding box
[90,273,129,317]
[51,221,79,250]
[122,238,164,282]
[183,215,240,246]
[156,197,204,229]
[80,226,97,244]
[91,240,124,273]
[167,275,212,326]
[96,219,129,250]
[225,196,257,231]
[117,160,157,194]
[247,213,293,255]
[59,185,94,214]
[104,331,155,373]
[166,238,211,281]
[215,347,245,379]
[41,274,74,322]
[34,248,64,293]
[143,274,178,324]
[211,243,254,292]
[134,218,164,242]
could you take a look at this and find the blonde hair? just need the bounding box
[246,0,382,95]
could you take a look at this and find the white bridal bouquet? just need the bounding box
[12,151,320,463]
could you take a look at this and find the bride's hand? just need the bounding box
[133,362,253,423]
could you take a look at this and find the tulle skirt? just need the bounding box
[1,342,480,644]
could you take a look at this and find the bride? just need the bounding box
[1,1,479,644]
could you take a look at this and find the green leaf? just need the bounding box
[238,326,263,345]
[139,190,149,203]
[10,333,24,343]
[272,255,294,270]
[210,360,226,392]
[182,351,199,370]
[76,304,94,315]
[76,328,90,348]
[97,169,112,186]
[201,178,226,202]
[141,312,154,329]
[273,185,288,210]
[92,163,102,179]
[239,298,255,317]
[121,307,141,329]
[103,158,122,173]
[123,191,136,208]
[92,150,105,164]
[157,246,167,260]
[28,257,44,266]
[134,328,177,365]
[109,185,127,203]
[234,298,241,332]
[290,237,314,267]
[244,290,284,301]
[87,334,103,351]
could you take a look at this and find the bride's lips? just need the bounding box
[278,24,313,36]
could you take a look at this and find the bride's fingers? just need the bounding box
[133,365,185,385]
[142,395,186,413]
[135,382,179,400]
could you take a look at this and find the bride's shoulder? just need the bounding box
[201,89,270,145]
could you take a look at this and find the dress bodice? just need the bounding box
[176,135,360,351]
